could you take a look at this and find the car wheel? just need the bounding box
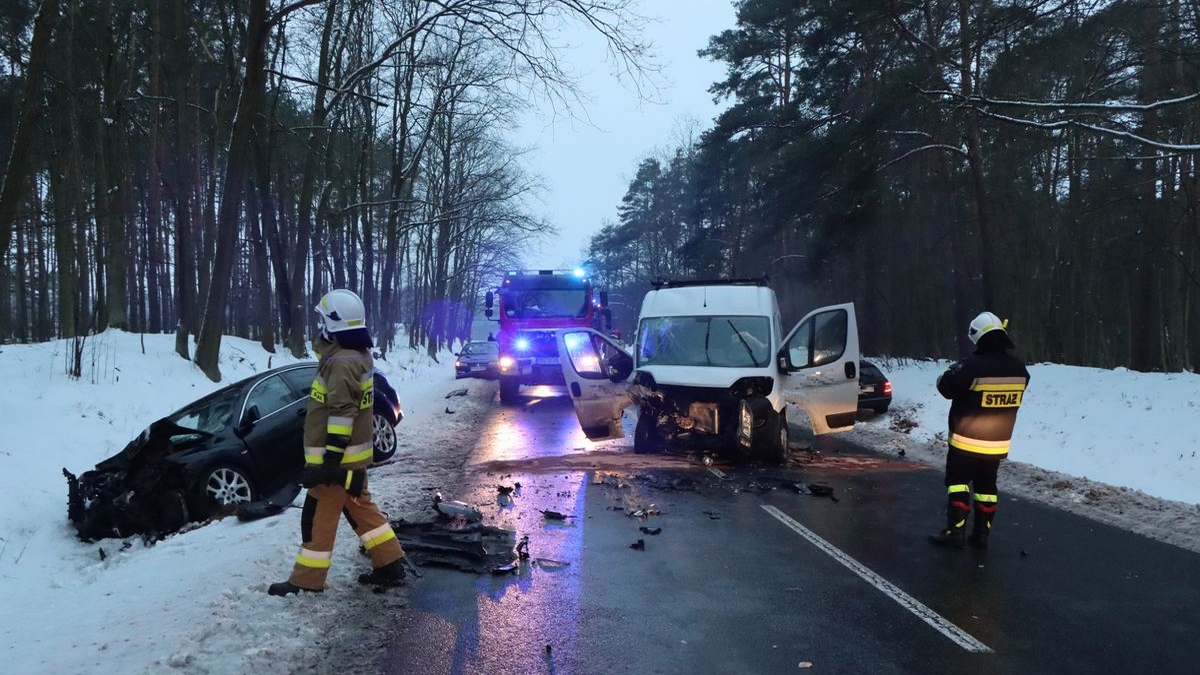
[755,410,788,464]
[373,412,398,463]
[633,410,663,454]
[499,376,520,405]
[194,464,256,516]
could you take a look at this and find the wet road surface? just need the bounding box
[377,387,1200,674]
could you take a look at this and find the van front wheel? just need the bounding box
[756,410,789,464]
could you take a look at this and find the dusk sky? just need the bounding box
[516,0,736,269]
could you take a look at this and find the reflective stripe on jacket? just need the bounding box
[304,336,375,469]
[937,350,1030,458]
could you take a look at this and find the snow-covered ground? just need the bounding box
[0,332,1197,674]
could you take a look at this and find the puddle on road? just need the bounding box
[788,452,927,473]
[468,449,700,475]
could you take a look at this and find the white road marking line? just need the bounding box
[761,505,993,653]
[707,467,726,479]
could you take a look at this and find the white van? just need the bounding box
[554,278,860,462]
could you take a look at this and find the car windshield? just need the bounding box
[636,316,772,368]
[463,342,499,355]
[168,387,241,434]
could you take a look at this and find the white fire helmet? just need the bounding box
[314,289,367,339]
[967,311,1008,345]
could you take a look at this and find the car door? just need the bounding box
[555,328,634,441]
[777,303,860,434]
[239,372,310,489]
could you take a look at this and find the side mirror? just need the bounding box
[237,405,261,436]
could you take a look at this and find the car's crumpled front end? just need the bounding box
[63,420,197,541]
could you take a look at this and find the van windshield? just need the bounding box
[636,316,771,368]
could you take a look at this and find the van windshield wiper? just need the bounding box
[728,319,758,366]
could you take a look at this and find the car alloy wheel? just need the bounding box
[204,465,255,506]
[373,412,398,462]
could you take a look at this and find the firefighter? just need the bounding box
[929,311,1030,550]
[269,289,407,595]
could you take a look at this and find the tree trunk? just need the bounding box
[0,0,60,323]
[193,0,271,381]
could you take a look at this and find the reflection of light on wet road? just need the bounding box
[406,389,601,673]
[478,389,601,462]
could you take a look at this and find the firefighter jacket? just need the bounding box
[937,347,1030,459]
[304,336,375,470]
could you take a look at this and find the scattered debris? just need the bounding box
[629,539,645,551]
[628,506,660,519]
[494,484,511,495]
[799,662,813,669]
[702,510,722,520]
[389,517,516,573]
[542,509,570,521]
[444,388,469,399]
[639,526,662,536]
[492,562,518,575]
[534,558,570,569]
[516,535,530,560]
[432,492,483,523]
[236,483,302,521]
[444,406,455,414]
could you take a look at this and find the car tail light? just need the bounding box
[883,380,892,395]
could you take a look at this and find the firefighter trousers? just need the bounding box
[287,479,404,590]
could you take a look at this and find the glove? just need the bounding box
[345,469,366,498]
[299,463,343,489]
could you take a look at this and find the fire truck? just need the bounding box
[485,269,610,404]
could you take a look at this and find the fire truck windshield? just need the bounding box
[503,288,589,319]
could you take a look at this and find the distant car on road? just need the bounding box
[64,362,403,541]
[858,360,893,414]
[455,340,500,379]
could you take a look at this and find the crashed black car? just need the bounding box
[64,362,403,541]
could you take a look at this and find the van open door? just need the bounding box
[777,303,860,434]
[555,329,634,441]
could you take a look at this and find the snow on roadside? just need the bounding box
[849,357,1200,554]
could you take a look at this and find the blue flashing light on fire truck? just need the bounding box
[485,269,611,404]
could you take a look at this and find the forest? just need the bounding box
[0,0,647,380]
[585,0,1200,372]
[2,0,1198,377]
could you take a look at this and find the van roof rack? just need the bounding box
[650,276,770,290]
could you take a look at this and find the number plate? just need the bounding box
[860,385,874,394]
[471,365,485,371]
[533,357,559,365]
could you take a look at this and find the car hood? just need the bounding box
[94,418,212,473]
[635,364,770,389]
[458,354,497,364]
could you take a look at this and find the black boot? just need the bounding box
[929,526,966,548]
[968,500,996,550]
[929,497,969,548]
[358,558,407,587]
[268,581,322,597]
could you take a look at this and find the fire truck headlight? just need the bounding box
[498,356,515,371]
[515,338,530,351]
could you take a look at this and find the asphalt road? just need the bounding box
[376,387,1200,675]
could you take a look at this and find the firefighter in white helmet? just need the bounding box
[929,311,1031,550]
[269,289,408,595]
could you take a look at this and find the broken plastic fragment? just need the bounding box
[629,539,645,551]
[639,526,661,536]
[542,509,568,520]
[534,558,570,569]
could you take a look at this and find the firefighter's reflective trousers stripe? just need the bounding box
[288,480,404,590]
